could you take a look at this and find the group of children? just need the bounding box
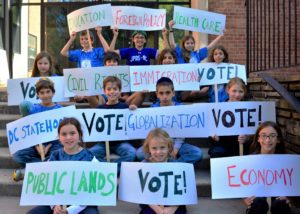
[11,19,298,214]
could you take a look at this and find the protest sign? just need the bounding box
[7,77,68,106]
[63,66,130,97]
[75,109,128,142]
[118,162,197,205]
[173,6,226,35]
[211,154,300,199]
[208,101,276,136]
[6,106,76,154]
[67,4,113,34]
[112,6,166,31]
[197,63,247,86]
[20,161,117,205]
[130,64,200,92]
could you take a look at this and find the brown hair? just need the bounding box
[180,35,195,63]
[157,48,178,65]
[156,77,174,91]
[226,77,248,99]
[208,45,229,63]
[58,117,83,142]
[250,121,285,154]
[35,78,55,94]
[103,76,122,90]
[31,51,54,77]
[80,30,94,41]
[143,128,174,156]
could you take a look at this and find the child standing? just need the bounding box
[243,121,292,214]
[168,20,223,64]
[136,77,203,164]
[27,117,99,214]
[89,76,136,172]
[140,128,187,214]
[31,51,58,77]
[12,78,62,181]
[208,77,251,157]
[60,27,109,68]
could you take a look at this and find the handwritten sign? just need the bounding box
[211,154,300,199]
[63,66,130,97]
[7,77,68,106]
[20,161,117,205]
[67,4,113,34]
[197,63,247,86]
[75,109,127,142]
[112,6,166,31]
[118,162,197,205]
[6,106,76,154]
[130,64,200,92]
[173,6,226,35]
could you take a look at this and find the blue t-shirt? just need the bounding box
[208,84,229,102]
[151,100,181,107]
[97,102,128,109]
[120,48,157,65]
[68,47,104,68]
[175,44,208,64]
[29,103,62,115]
[49,148,94,161]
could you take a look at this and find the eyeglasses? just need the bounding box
[259,133,278,140]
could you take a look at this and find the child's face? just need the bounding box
[105,59,118,66]
[162,52,176,64]
[258,126,279,154]
[104,82,121,104]
[37,57,50,76]
[184,39,195,51]
[59,124,81,153]
[213,49,225,63]
[149,137,170,162]
[156,85,175,106]
[132,33,146,48]
[227,84,245,102]
[37,88,54,106]
[80,35,92,50]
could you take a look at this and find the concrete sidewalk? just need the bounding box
[0,196,245,214]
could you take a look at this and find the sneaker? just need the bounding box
[12,169,24,182]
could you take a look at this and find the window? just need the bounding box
[11,1,21,53]
[0,0,4,49]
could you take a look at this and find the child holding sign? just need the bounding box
[136,77,203,164]
[13,78,62,181]
[60,27,109,68]
[168,20,223,64]
[27,117,99,214]
[89,76,136,172]
[209,77,251,157]
[140,128,187,214]
[31,51,58,77]
[243,121,292,214]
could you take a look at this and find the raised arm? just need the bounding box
[206,31,225,50]
[96,26,110,53]
[109,27,119,52]
[168,20,176,49]
[60,31,76,57]
[162,27,169,49]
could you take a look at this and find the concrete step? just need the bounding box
[0,167,212,197]
[0,130,8,147]
[0,114,20,129]
[0,196,245,214]
[0,147,19,169]
[0,102,19,114]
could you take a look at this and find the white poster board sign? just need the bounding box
[211,154,300,199]
[6,106,76,154]
[67,4,113,34]
[197,63,247,86]
[112,6,166,31]
[118,162,197,205]
[20,161,118,205]
[173,6,226,35]
[7,77,68,106]
[130,64,200,92]
[63,66,130,97]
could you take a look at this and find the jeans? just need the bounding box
[12,140,62,168]
[136,143,203,164]
[89,141,136,171]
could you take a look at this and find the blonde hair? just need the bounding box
[143,128,174,156]
[226,77,248,99]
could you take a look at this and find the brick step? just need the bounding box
[0,114,20,129]
[0,168,212,197]
[0,196,245,214]
[0,130,8,147]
